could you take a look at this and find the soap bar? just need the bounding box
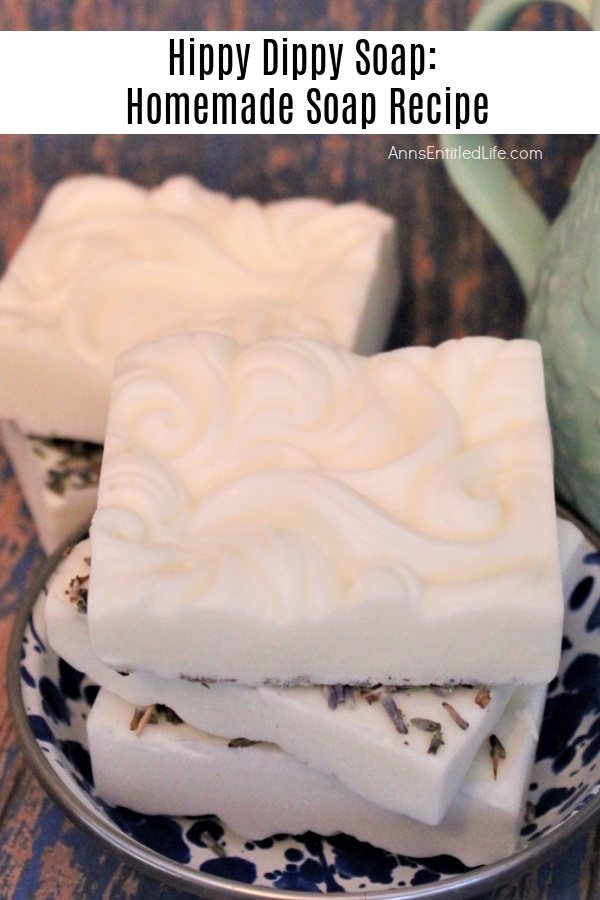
[88,685,546,867]
[1,423,101,553]
[89,333,563,686]
[45,541,513,826]
[0,175,398,442]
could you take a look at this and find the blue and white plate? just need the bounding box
[7,512,600,899]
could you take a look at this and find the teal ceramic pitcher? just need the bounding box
[441,0,600,531]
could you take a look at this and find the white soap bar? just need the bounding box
[46,541,513,825]
[89,333,563,686]
[1,422,100,553]
[88,685,546,867]
[0,175,398,443]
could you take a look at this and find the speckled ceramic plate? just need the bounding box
[7,510,600,900]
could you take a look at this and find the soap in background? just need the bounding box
[0,130,592,348]
[0,0,593,348]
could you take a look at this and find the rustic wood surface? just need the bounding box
[0,2,597,899]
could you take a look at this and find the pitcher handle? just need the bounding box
[440,0,595,300]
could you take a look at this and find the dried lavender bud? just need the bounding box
[130,705,157,735]
[33,437,103,496]
[361,684,384,704]
[381,691,409,735]
[46,468,68,496]
[525,801,536,824]
[431,685,454,697]
[475,687,492,709]
[65,573,89,613]
[179,675,236,684]
[129,708,144,731]
[442,701,469,731]
[410,717,441,733]
[200,831,226,858]
[489,734,506,780]
[326,684,345,710]
[155,704,183,725]
[228,737,261,748]
[428,728,445,755]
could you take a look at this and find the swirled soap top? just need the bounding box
[0,175,398,442]
[88,334,563,686]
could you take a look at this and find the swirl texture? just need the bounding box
[91,335,559,637]
[0,175,396,369]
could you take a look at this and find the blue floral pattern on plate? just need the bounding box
[13,521,600,896]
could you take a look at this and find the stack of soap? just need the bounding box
[89,332,562,686]
[45,539,515,827]
[0,175,398,551]
[87,685,546,868]
[44,332,564,864]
